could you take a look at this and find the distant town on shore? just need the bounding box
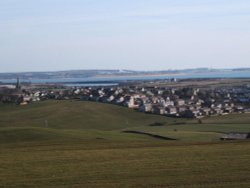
[1,76,250,119]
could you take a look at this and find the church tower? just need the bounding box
[16,77,21,90]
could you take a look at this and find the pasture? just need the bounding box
[0,100,250,187]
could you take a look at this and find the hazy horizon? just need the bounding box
[1,67,250,74]
[1,0,250,72]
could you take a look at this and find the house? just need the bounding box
[211,107,223,115]
[165,106,177,115]
[152,106,165,115]
[234,106,244,112]
[23,96,32,102]
[177,106,186,113]
[126,97,138,108]
[200,108,211,116]
[107,95,115,102]
[180,109,201,118]
[220,133,250,140]
[139,104,152,113]
[165,99,174,106]
[158,90,164,95]
[115,96,125,104]
[223,106,233,113]
[175,99,185,106]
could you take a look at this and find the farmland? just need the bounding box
[0,100,250,187]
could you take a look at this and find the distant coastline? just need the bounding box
[0,68,250,85]
[93,73,185,79]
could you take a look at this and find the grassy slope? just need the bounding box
[1,141,250,188]
[0,100,250,187]
[1,100,249,143]
[0,100,188,144]
[0,100,183,130]
[128,112,250,141]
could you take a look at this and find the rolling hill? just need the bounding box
[0,100,249,143]
[1,100,250,188]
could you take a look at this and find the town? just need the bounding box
[1,78,250,118]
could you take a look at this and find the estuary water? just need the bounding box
[1,70,250,86]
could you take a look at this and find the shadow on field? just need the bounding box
[123,130,177,140]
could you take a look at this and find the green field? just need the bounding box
[0,100,250,187]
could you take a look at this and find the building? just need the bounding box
[16,77,21,90]
[220,133,250,140]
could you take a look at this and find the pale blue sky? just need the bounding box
[0,0,250,72]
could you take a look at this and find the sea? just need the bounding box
[1,70,250,87]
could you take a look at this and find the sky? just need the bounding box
[0,0,250,72]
